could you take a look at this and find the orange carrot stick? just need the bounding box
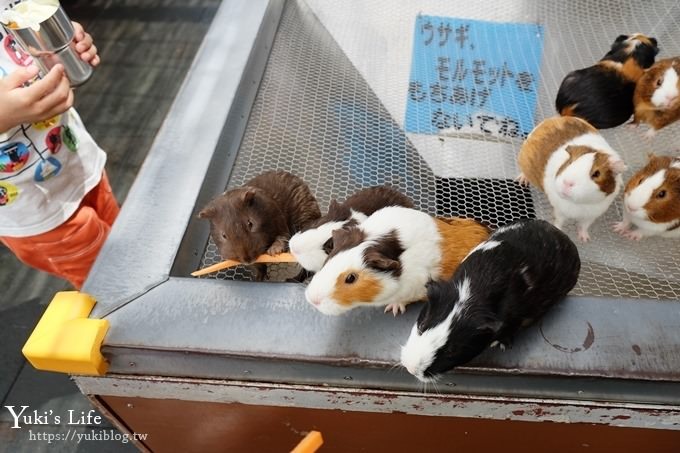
[291,431,323,453]
[191,252,296,277]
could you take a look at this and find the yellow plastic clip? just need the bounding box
[22,291,109,376]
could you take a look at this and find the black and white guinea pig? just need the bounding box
[400,219,580,383]
[614,153,680,239]
[556,33,658,129]
[289,186,413,272]
[304,206,489,316]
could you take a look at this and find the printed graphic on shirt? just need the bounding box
[0,141,29,172]
[62,125,78,151]
[33,115,61,131]
[34,156,62,181]
[0,181,19,206]
[46,126,62,153]
[3,34,31,66]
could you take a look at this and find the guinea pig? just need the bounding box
[613,153,680,239]
[632,57,680,137]
[198,171,321,275]
[289,186,414,272]
[517,116,627,242]
[304,206,489,316]
[556,33,659,129]
[400,219,580,383]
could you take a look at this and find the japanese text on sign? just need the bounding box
[405,16,544,139]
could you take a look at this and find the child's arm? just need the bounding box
[73,22,100,67]
[0,65,73,133]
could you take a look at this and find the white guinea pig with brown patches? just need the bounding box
[517,116,627,242]
[632,57,680,138]
[304,206,489,316]
[614,154,680,240]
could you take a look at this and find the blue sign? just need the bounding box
[405,16,544,139]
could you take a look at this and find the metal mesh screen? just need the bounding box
[200,0,680,301]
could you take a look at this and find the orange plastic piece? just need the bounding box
[291,431,323,453]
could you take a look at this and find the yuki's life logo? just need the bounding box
[4,406,102,428]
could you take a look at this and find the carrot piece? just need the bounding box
[190,252,296,277]
[291,431,323,453]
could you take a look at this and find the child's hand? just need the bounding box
[73,22,100,67]
[0,65,74,132]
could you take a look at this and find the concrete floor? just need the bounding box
[0,1,219,451]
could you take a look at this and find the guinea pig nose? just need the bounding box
[563,180,575,188]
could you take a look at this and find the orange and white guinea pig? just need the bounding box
[614,154,680,240]
[632,57,680,138]
[304,206,489,316]
[517,116,627,242]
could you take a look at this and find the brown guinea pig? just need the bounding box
[633,57,680,137]
[613,154,680,240]
[198,171,321,266]
[556,33,658,129]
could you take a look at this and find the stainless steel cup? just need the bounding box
[3,2,92,86]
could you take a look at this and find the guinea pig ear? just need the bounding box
[364,250,401,274]
[608,157,627,175]
[614,34,628,44]
[650,37,659,52]
[198,205,216,219]
[425,280,442,301]
[241,188,257,205]
[328,199,340,211]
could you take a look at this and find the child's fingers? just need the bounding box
[75,33,93,53]
[72,21,84,41]
[33,73,72,115]
[90,54,100,67]
[80,45,98,63]
[3,65,40,89]
[23,65,65,102]
[41,88,74,120]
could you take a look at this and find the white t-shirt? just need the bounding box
[0,21,106,237]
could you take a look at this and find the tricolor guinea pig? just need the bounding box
[304,206,489,316]
[517,116,627,241]
[556,33,659,129]
[289,186,414,272]
[198,171,320,278]
[400,219,580,383]
[613,154,680,240]
[633,57,680,137]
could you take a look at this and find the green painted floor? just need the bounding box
[0,1,219,451]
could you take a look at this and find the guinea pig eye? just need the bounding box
[344,273,357,284]
[657,190,667,199]
[657,77,664,87]
[221,232,227,240]
[591,170,601,178]
[247,220,253,230]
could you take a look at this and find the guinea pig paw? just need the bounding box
[266,239,288,255]
[624,230,643,241]
[612,221,630,235]
[489,341,508,351]
[576,228,591,243]
[643,128,657,140]
[384,303,406,316]
[515,173,529,187]
[624,122,639,130]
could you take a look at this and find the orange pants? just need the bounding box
[1,171,119,289]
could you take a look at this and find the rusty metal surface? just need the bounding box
[77,375,680,430]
